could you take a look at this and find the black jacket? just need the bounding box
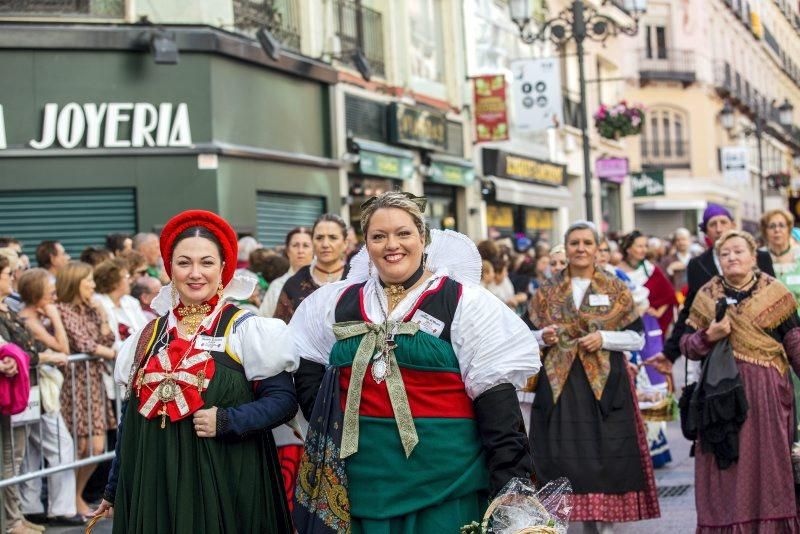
[663,248,774,361]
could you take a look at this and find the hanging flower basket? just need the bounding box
[593,101,645,140]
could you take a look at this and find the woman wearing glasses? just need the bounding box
[761,208,800,437]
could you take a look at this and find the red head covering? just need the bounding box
[159,210,238,286]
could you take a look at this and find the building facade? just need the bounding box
[620,0,800,238]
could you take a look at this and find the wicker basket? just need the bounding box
[639,373,677,423]
[480,492,560,534]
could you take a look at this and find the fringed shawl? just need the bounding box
[529,267,639,402]
[687,273,796,375]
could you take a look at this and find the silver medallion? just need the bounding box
[372,358,388,383]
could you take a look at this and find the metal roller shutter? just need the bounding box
[256,192,325,248]
[0,188,137,259]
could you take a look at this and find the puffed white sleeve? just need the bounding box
[287,282,347,366]
[228,313,298,381]
[114,327,144,386]
[451,285,541,399]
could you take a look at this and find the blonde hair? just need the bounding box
[714,230,757,256]
[760,209,794,235]
[56,261,93,304]
[0,248,19,272]
[359,191,429,245]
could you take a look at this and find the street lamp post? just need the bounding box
[721,98,794,214]
[509,0,644,222]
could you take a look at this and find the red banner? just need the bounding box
[473,74,509,142]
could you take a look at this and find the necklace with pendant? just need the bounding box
[175,302,212,336]
[380,261,426,310]
[313,263,344,284]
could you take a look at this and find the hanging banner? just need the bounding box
[510,57,563,132]
[720,146,750,185]
[472,74,509,142]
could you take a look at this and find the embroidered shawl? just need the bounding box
[529,267,639,402]
[687,274,796,375]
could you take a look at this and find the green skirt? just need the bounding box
[113,364,291,534]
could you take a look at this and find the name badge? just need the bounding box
[589,294,610,307]
[195,336,226,352]
[725,297,738,306]
[410,309,445,338]
[786,275,800,286]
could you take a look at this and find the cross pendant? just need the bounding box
[158,406,168,429]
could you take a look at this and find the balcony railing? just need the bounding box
[333,0,385,78]
[0,0,123,17]
[233,0,302,52]
[641,140,691,169]
[639,49,696,85]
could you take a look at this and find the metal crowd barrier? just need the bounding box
[0,353,122,493]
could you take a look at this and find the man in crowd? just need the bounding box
[35,240,70,279]
[133,233,169,284]
[131,275,162,321]
[650,204,774,373]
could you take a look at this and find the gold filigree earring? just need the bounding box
[171,283,178,308]
[217,281,224,300]
[368,259,374,278]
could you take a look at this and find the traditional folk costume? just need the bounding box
[767,245,800,435]
[625,260,677,468]
[528,267,660,524]
[272,261,345,511]
[290,229,540,533]
[682,273,800,533]
[107,210,297,534]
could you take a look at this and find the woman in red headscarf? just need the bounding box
[92,210,297,533]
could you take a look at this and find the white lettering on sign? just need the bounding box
[0,105,6,149]
[29,102,192,150]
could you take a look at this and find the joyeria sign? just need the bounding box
[0,102,192,150]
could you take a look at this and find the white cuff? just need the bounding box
[600,330,645,352]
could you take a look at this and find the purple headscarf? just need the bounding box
[699,203,733,232]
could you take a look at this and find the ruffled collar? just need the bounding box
[151,270,258,331]
[345,229,482,288]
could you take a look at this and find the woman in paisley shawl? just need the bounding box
[290,191,540,533]
[681,230,800,533]
[529,221,659,534]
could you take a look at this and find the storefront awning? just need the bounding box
[351,138,415,180]
[426,153,475,187]
[491,176,572,209]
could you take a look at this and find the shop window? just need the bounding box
[256,192,325,248]
[425,184,457,231]
[600,181,622,235]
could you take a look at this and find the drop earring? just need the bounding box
[171,283,178,308]
[217,281,224,300]
[368,259,374,279]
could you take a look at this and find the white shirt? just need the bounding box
[95,294,149,351]
[259,269,294,318]
[290,268,541,399]
[114,305,297,386]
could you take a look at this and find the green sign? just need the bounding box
[632,170,665,197]
[429,162,475,186]
[359,150,415,180]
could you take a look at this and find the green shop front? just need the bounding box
[0,24,340,256]
[343,94,474,235]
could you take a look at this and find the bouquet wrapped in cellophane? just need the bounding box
[461,477,572,534]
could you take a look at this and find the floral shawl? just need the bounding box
[529,267,639,402]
